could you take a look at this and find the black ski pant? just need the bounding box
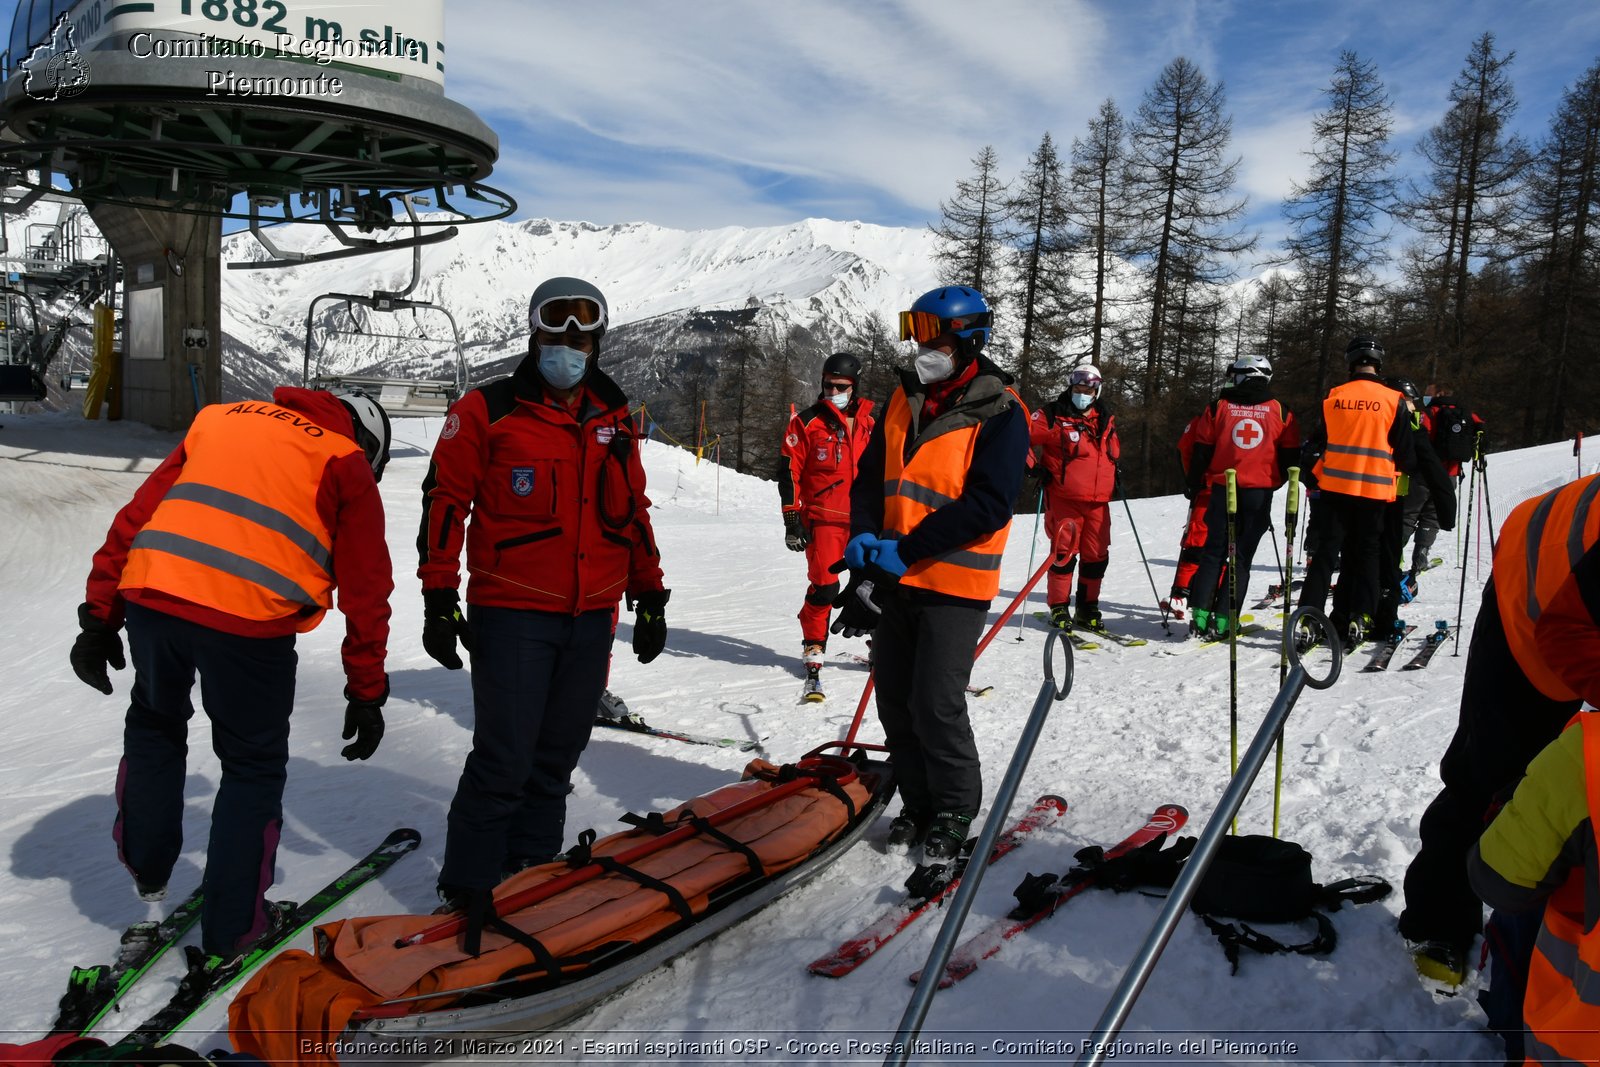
[1297,493,1387,632]
[1372,498,1408,632]
[440,606,612,891]
[1188,487,1273,618]
[872,592,985,819]
[1296,493,1342,614]
[1400,483,1441,574]
[1398,579,1580,951]
[116,602,296,957]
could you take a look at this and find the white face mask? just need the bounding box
[1070,392,1094,411]
[829,391,851,409]
[914,348,956,385]
[537,344,590,390]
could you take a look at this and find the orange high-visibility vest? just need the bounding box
[1521,713,1600,1066]
[880,386,1016,601]
[120,401,362,631]
[1494,474,1600,702]
[1313,378,1400,502]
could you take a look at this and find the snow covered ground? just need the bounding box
[2,407,1587,1064]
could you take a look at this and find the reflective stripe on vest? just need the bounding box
[1523,715,1600,1065]
[1313,379,1400,501]
[1495,475,1600,702]
[120,401,358,631]
[880,387,1013,601]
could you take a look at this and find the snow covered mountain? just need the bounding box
[221,216,942,404]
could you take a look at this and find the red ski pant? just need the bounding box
[1174,487,1211,594]
[799,521,849,645]
[1045,498,1110,607]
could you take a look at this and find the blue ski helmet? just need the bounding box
[902,285,993,359]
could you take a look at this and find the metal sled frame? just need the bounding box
[300,201,467,417]
[344,744,893,1053]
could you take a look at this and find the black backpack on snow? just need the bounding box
[1427,399,1478,463]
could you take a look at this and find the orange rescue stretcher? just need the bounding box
[229,744,893,1064]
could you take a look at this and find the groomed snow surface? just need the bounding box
[3,410,1583,1064]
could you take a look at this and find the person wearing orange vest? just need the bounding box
[1469,710,1600,1066]
[830,285,1027,863]
[1400,473,1599,1042]
[1182,355,1300,639]
[1295,336,1414,644]
[777,352,876,699]
[1027,365,1118,634]
[70,387,394,962]
[419,277,668,916]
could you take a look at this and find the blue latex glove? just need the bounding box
[843,532,881,571]
[872,539,907,579]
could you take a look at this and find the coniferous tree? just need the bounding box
[1281,51,1398,400]
[845,311,902,412]
[1398,32,1529,384]
[1065,98,1134,367]
[930,145,1012,303]
[1123,57,1256,490]
[1003,132,1077,403]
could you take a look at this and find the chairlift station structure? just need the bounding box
[0,0,511,428]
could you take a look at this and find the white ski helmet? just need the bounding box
[335,389,392,482]
[1228,354,1273,385]
[1068,364,1103,399]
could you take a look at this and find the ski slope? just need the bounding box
[1,408,1585,1063]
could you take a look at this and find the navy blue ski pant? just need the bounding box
[116,601,295,956]
[1188,486,1274,617]
[439,606,613,891]
[871,593,985,818]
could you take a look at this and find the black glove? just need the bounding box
[1023,464,1048,488]
[422,589,474,670]
[783,512,809,552]
[340,683,387,761]
[70,603,125,695]
[830,572,883,638]
[629,588,670,664]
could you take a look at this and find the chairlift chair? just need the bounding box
[303,291,468,417]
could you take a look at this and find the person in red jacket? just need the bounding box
[1165,415,1213,621]
[1029,365,1118,633]
[777,352,876,698]
[1183,356,1300,639]
[69,386,393,964]
[418,276,668,913]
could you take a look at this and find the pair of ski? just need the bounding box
[50,828,419,1049]
[1164,615,1266,656]
[595,691,765,752]
[808,799,1186,986]
[1359,621,1452,672]
[1028,612,1149,650]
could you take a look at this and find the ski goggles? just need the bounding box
[898,309,991,344]
[531,295,607,334]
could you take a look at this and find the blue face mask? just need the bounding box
[1070,392,1094,411]
[538,345,590,390]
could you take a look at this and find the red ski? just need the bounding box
[807,795,1068,978]
[911,803,1188,988]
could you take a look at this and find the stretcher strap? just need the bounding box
[684,815,766,879]
[588,856,694,922]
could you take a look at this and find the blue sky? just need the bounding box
[444,0,1600,266]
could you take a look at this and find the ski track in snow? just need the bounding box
[3,408,1580,1063]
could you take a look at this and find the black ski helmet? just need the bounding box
[1346,336,1385,372]
[1385,376,1421,405]
[821,351,862,385]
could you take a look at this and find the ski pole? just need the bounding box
[1116,472,1171,634]
[1015,485,1045,642]
[887,630,1073,1067]
[1267,515,1285,590]
[1479,450,1497,554]
[1225,469,1239,835]
[1273,467,1300,839]
[1074,610,1343,1067]
[1453,444,1480,658]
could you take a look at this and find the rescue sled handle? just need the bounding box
[397,754,863,949]
[1074,608,1341,1067]
[840,538,1068,748]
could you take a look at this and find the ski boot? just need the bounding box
[885,809,929,853]
[134,875,168,903]
[801,642,826,703]
[1410,938,1469,994]
[1047,603,1072,631]
[1399,572,1419,604]
[921,812,974,862]
[1073,601,1109,637]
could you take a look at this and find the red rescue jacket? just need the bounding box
[1030,397,1118,503]
[778,397,875,525]
[1189,385,1300,491]
[418,359,665,614]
